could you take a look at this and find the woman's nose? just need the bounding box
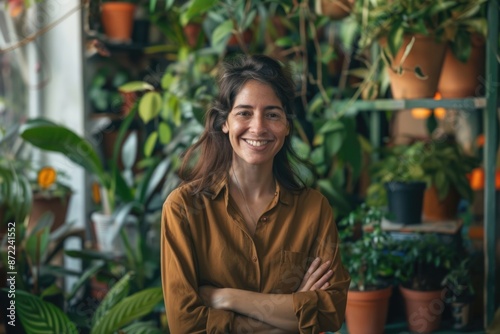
[249,114,266,134]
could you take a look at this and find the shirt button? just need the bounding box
[260,216,268,222]
[252,256,258,262]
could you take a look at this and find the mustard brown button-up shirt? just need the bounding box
[161,177,350,333]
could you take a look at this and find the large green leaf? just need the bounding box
[119,81,154,93]
[388,24,404,58]
[144,132,159,158]
[92,272,133,327]
[121,132,138,171]
[25,213,53,263]
[16,290,78,334]
[180,0,218,25]
[90,287,163,334]
[139,92,162,124]
[121,321,163,334]
[212,20,233,47]
[20,119,105,184]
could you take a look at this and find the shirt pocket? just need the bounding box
[272,250,311,294]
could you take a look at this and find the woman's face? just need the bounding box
[222,80,289,168]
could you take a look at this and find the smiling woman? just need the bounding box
[160,54,350,333]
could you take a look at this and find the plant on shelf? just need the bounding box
[367,141,427,224]
[397,233,456,333]
[88,66,131,115]
[437,0,488,98]
[338,203,402,334]
[28,166,73,233]
[100,0,142,43]
[420,138,479,220]
[351,0,484,99]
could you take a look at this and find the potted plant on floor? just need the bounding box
[397,233,455,333]
[367,142,427,224]
[441,256,476,330]
[338,204,402,334]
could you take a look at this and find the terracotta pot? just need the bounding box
[423,185,460,221]
[438,34,485,98]
[346,286,393,334]
[183,22,204,48]
[101,2,137,43]
[400,286,444,333]
[319,0,353,20]
[380,35,446,99]
[120,91,137,116]
[90,276,110,301]
[228,30,253,46]
[28,192,72,234]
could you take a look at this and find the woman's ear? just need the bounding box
[222,122,229,134]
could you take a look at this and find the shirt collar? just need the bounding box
[210,174,291,206]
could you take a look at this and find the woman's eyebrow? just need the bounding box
[233,104,284,111]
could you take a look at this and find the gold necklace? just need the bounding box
[232,168,257,226]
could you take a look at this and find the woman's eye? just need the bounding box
[236,111,251,117]
[266,112,282,119]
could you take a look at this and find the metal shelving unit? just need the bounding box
[328,0,499,328]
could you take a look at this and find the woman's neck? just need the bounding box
[230,162,275,201]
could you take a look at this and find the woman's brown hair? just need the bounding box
[178,54,309,195]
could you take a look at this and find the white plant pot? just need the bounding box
[91,211,138,256]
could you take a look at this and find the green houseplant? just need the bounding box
[441,257,475,330]
[367,142,427,224]
[0,124,32,233]
[338,204,402,334]
[351,0,485,99]
[11,270,163,334]
[437,0,488,98]
[28,166,73,233]
[397,233,455,333]
[420,138,479,221]
[20,111,167,292]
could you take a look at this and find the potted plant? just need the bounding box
[420,138,479,221]
[441,256,475,330]
[100,0,140,43]
[367,142,427,224]
[437,0,488,98]
[28,166,73,233]
[397,233,455,333]
[20,108,167,257]
[338,204,401,334]
[351,0,456,99]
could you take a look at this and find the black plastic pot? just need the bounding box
[385,181,426,224]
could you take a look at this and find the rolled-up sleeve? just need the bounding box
[292,196,350,333]
[161,190,235,333]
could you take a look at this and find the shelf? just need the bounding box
[328,97,486,116]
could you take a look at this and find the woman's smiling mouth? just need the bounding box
[244,139,271,147]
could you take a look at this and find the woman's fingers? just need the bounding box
[296,258,333,292]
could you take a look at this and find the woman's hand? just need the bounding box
[296,257,333,292]
[199,286,229,309]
